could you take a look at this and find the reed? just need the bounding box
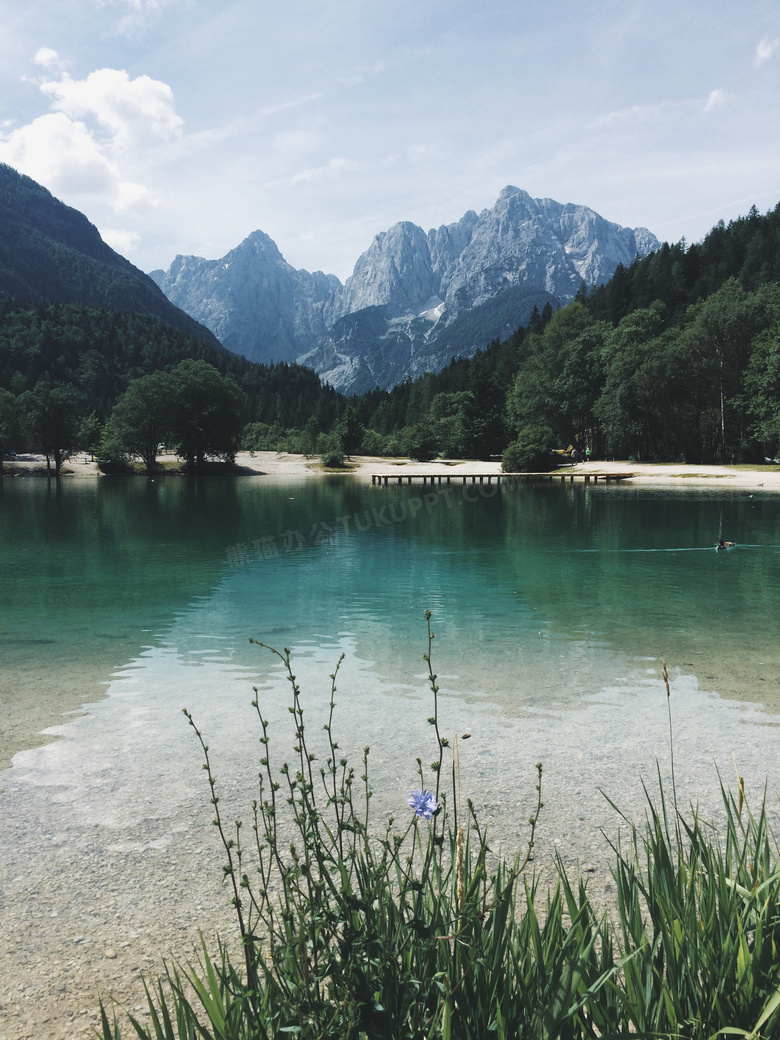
[99,625,780,1039]
[604,781,780,1038]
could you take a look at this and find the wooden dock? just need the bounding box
[370,471,634,486]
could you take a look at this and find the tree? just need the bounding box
[594,303,669,460]
[507,303,605,451]
[111,371,174,471]
[242,422,273,451]
[403,422,439,462]
[359,428,387,457]
[168,360,245,467]
[95,423,133,473]
[0,388,20,472]
[18,381,86,474]
[743,283,780,456]
[77,412,103,459]
[678,279,763,461]
[301,415,319,457]
[429,391,475,458]
[335,405,364,459]
[502,422,556,472]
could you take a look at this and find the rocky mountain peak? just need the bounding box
[341,221,436,317]
[151,187,660,392]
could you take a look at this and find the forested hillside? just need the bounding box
[1,200,779,472]
[345,202,780,466]
[0,163,350,472]
[0,300,343,472]
[0,164,222,350]
[0,300,342,425]
[588,204,780,323]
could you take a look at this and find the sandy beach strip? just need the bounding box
[4,449,780,489]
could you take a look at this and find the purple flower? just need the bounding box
[407,789,438,819]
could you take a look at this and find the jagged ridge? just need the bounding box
[150,186,659,394]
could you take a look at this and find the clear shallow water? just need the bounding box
[2,475,780,836]
[3,474,780,1038]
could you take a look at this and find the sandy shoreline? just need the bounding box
[5,449,780,489]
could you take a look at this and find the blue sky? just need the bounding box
[1,0,778,281]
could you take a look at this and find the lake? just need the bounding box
[3,472,780,799]
[2,473,780,1033]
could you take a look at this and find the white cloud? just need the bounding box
[755,36,780,68]
[0,58,183,227]
[591,101,674,130]
[271,129,323,158]
[1,3,776,277]
[97,0,175,39]
[704,88,726,112]
[101,227,142,254]
[113,179,154,212]
[0,109,151,212]
[258,92,327,120]
[33,48,63,70]
[289,157,351,185]
[40,67,183,153]
[0,112,117,194]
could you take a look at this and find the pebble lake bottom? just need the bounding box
[2,474,780,1038]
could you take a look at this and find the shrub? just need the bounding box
[320,448,345,467]
[502,422,556,472]
[95,428,133,474]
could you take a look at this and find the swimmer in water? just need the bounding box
[716,538,735,549]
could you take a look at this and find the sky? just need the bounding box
[1,0,779,282]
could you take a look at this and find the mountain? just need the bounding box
[0,163,222,351]
[151,230,341,364]
[152,186,659,393]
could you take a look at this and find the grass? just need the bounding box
[99,614,780,1039]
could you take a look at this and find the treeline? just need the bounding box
[2,201,780,473]
[0,299,342,426]
[503,280,780,468]
[0,300,344,471]
[588,203,780,324]
[344,203,780,468]
[500,202,780,465]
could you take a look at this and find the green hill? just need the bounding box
[0,163,221,350]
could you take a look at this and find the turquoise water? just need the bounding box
[3,475,780,722]
[3,473,780,1011]
[3,474,780,827]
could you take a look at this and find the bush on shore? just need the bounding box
[502,423,557,472]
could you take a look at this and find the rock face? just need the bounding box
[340,221,437,317]
[151,186,659,393]
[151,230,341,364]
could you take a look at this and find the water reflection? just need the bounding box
[2,475,780,773]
